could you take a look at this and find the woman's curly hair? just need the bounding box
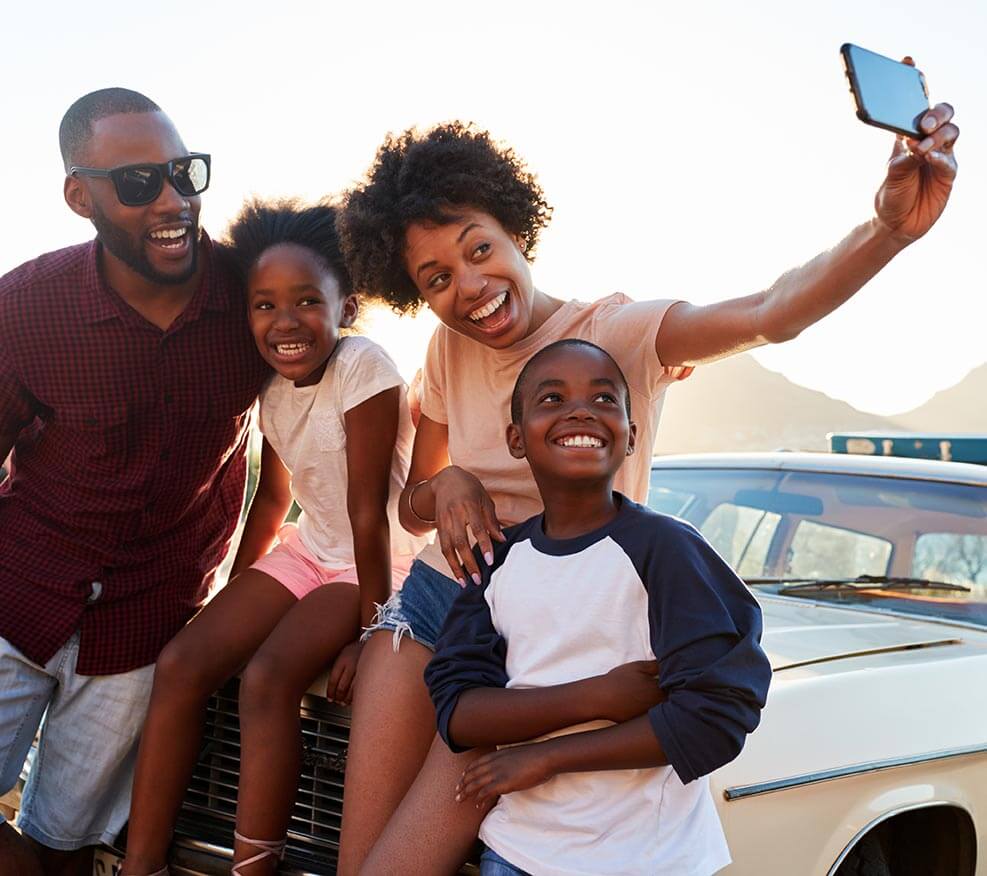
[338,122,553,314]
[220,197,353,297]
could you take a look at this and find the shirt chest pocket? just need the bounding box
[312,408,345,452]
[55,402,130,473]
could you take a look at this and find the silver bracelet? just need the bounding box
[408,478,436,525]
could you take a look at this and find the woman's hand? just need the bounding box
[430,466,505,585]
[456,744,556,807]
[326,640,363,705]
[590,660,666,724]
[874,63,958,244]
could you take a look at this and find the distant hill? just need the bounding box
[654,354,900,454]
[890,363,987,434]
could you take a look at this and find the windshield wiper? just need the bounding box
[745,575,971,594]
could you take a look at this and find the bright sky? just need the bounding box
[4,0,984,415]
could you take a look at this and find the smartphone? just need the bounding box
[840,44,930,138]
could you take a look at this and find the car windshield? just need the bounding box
[647,466,987,627]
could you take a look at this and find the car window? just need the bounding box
[647,485,695,517]
[785,519,892,579]
[700,503,781,576]
[913,533,987,590]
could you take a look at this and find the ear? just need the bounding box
[339,293,359,328]
[64,175,94,219]
[625,421,638,457]
[506,422,526,459]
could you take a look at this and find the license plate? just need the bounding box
[93,846,124,876]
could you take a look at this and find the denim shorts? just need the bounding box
[0,633,155,849]
[362,559,463,651]
[480,847,531,875]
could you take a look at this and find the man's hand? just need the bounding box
[874,63,958,243]
[326,640,363,705]
[590,660,665,724]
[456,743,557,807]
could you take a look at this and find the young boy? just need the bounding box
[425,339,772,876]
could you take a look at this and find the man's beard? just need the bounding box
[91,204,199,286]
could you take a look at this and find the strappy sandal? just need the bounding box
[231,830,286,875]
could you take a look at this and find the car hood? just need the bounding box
[757,594,975,670]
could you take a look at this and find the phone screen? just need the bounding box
[841,44,929,137]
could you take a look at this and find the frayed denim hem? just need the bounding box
[361,592,416,652]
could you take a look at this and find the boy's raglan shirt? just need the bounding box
[425,496,771,876]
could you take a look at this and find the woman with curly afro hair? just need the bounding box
[336,111,959,874]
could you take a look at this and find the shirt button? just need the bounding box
[87,581,103,604]
[164,393,174,404]
[160,449,171,461]
[84,416,98,427]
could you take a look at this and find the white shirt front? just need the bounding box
[258,336,426,568]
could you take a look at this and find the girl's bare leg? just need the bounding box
[122,571,296,874]
[233,581,361,874]
[335,632,436,875]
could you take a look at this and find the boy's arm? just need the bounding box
[454,518,773,803]
[427,564,666,750]
[449,659,664,748]
[642,521,772,783]
[455,715,665,806]
[229,437,293,578]
[655,107,958,367]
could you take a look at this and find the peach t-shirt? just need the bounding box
[417,293,690,578]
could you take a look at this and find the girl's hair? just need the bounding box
[222,198,354,298]
[338,122,553,315]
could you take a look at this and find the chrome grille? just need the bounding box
[176,679,350,873]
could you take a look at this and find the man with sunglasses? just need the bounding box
[0,88,269,875]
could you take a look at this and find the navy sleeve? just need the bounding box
[424,555,509,753]
[615,506,771,784]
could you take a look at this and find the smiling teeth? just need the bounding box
[275,342,311,355]
[150,228,187,239]
[468,291,507,321]
[558,435,604,448]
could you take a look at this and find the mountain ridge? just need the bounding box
[654,356,986,454]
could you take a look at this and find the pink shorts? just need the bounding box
[250,525,414,600]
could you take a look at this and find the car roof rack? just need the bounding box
[828,432,987,466]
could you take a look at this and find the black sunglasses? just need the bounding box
[69,153,211,207]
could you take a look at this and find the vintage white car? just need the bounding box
[97,450,987,875]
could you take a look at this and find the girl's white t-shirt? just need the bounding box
[258,336,426,568]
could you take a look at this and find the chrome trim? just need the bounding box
[171,836,326,876]
[173,836,233,857]
[825,800,968,876]
[723,743,987,801]
[772,637,961,672]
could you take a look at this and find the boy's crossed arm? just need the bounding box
[426,579,665,752]
[425,519,773,804]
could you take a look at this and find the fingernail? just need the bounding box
[930,150,944,161]
[484,551,493,565]
[922,117,936,132]
[918,137,934,153]
[455,794,462,802]
[456,577,465,588]
[471,572,482,586]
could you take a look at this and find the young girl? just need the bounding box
[333,112,957,875]
[121,199,423,876]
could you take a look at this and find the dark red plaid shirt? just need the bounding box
[0,234,269,674]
